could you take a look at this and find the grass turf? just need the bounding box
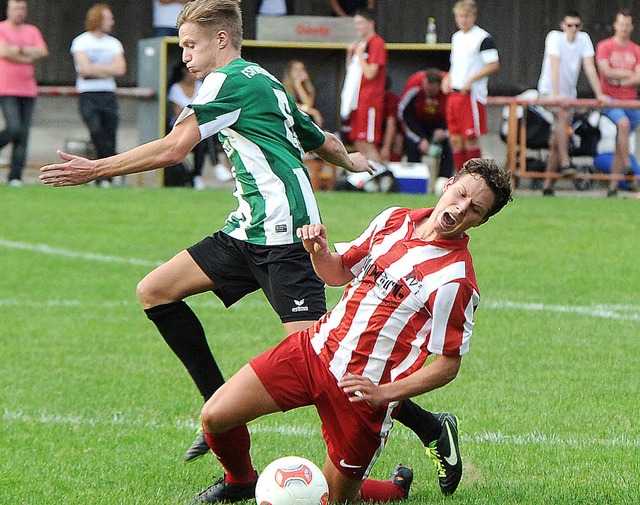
[1,185,638,504]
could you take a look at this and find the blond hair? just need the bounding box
[453,0,477,16]
[177,0,243,49]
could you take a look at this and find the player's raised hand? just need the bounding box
[296,224,329,255]
[40,150,98,186]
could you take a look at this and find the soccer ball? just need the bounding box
[255,456,329,505]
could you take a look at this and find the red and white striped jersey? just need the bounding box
[309,207,479,386]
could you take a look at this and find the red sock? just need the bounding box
[359,478,404,502]
[465,146,482,161]
[452,149,467,172]
[205,425,256,485]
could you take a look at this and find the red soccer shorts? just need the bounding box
[347,101,384,145]
[250,329,395,480]
[446,91,487,138]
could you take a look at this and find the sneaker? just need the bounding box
[8,179,23,187]
[191,473,258,504]
[607,188,618,198]
[184,428,210,462]
[542,187,554,196]
[624,168,639,192]
[426,412,462,496]
[388,464,413,499]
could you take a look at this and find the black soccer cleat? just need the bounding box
[388,464,413,499]
[425,412,462,496]
[191,473,258,504]
[184,428,211,463]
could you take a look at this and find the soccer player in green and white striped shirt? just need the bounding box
[40,0,372,453]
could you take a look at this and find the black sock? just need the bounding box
[395,398,442,445]
[144,301,224,401]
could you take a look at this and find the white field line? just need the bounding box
[2,238,639,321]
[482,300,640,322]
[1,297,639,322]
[3,408,639,448]
[0,238,161,267]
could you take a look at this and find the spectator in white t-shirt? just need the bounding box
[537,10,608,196]
[71,3,126,187]
[153,0,189,37]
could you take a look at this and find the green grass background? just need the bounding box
[1,186,638,504]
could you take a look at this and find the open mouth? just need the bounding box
[443,212,456,227]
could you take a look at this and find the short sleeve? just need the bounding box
[479,36,499,64]
[427,281,478,356]
[546,31,560,57]
[580,33,595,58]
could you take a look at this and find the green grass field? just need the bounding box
[1,185,638,504]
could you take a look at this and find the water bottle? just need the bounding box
[428,140,442,158]
[426,17,437,45]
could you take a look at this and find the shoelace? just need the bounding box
[425,442,446,478]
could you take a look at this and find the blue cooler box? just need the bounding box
[388,162,430,194]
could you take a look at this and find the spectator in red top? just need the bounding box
[341,8,387,162]
[398,68,453,178]
[595,9,640,196]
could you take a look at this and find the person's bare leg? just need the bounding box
[137,250,214,309]
[322,456,363,503]
[554,108,571,168]
[610,117,631,193]
[542,131,560,192]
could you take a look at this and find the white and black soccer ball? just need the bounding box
[255,456,329,505]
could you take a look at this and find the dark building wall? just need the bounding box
[10,0,639,94]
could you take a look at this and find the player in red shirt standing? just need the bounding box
[190,158,513,504]
[595,9,640,196]
[342,8,387,162]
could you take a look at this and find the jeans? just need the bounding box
[79,92,119,159]
[0,96,36,182]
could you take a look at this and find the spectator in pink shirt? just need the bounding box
[0,0,48,186]
[596,9,640,196]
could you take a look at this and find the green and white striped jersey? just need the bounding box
[176,58,326,245]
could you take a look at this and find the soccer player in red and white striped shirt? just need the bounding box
[193,159,513,504]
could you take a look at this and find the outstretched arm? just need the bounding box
[40,114,201,186]
[297,224,354,287]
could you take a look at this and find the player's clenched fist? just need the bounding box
[296,224,329,255]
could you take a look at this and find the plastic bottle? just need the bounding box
[428,140,442,158]
[426,17,437,45]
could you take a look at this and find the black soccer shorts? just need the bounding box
[187,231,326,323]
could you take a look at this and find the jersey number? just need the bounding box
[274,89,304,154]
